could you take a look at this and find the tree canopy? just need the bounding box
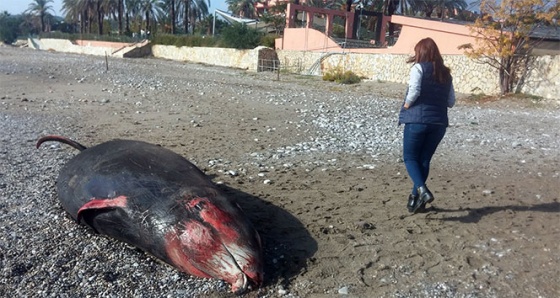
[461,0,557,94]
[26,0,55,32]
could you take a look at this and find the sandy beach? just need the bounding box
[1,45,559,297]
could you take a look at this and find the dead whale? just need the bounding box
[37,135,263,293]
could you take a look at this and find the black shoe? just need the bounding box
[418,185,435,204]
[407,194,418,213]
[412,186,434,213]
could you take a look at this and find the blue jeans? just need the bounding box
[403,123,447,196]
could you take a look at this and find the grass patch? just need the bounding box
[510,93,544,102]
[466,93,488,102]
[322,68,362,84]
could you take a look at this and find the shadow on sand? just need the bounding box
[427,201,560,223]
[218,183,318,289]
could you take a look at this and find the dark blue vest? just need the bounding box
[398,62,451,126]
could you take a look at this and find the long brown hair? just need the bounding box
[407,38,451,84]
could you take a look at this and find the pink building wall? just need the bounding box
[276,7,479,55]
[387,15,477,55]
[284,4,355,39]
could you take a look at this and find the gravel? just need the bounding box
[1,47,559,297]
[0,114,232,296]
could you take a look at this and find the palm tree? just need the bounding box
[383,0,399,15]
[438,0,467,19]
[95,0,105,35]
[188,0,209,33]
[62,0,81,31]
[117,0,124,34]
[82,0,95,33]
[170,0,176,33]
[20,12,40,35]
[226,0,257,19]
[62,0,131,35]
[125,0,142,34]
[159,0,177,33]
[197,14,215,35]
[408,0,437,17]
[26,0,54,32]
[140,0,164,33]
[61,0,94,34]
[169,0,177,34]
[98,0,122,35]
[407,0,467,19]
[182,0,189,33]
[179,0,209,34]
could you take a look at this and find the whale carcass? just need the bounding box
[37,135,263,293]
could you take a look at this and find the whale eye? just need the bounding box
[187,198,207,212]
[194,201,205,211]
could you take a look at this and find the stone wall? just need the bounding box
[277,50,560,99]
[152,45,273,71]
[276,50,502,95]
[520,55,560,99]
[28,38,150,58]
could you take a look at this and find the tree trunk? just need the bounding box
[98,13,104,34]
[118,0,123,35]
[190,13,196,34]
[81,11,86,34]
[126,12,130,34]
[88,13,92,34]
[40,13,45,32]
[426,9,433,18]
[171,0,176,34]
[499,67,507,95]
[96,1,102,35]
[146,11,150,33]
[499,56,514,95]
[184,0,190,34]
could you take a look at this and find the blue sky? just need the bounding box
[0,0,229,17]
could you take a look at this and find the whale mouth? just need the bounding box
[165,222,261,293]
[230,271,248,294]
[221,241,263,293]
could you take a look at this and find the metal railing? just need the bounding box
[258,57,310,80]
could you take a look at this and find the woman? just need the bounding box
[398,38,455,213]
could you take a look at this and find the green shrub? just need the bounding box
[187,35,217,47]
[322,68,362,84]
[332,24,346,38]
[152,34,176,45]
[0,13,20,44]
[152,34,219,47]
[322,70,336,82]
[220,23,263,49]
[260,34,279,48]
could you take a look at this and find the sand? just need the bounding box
[1,45,559,297]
